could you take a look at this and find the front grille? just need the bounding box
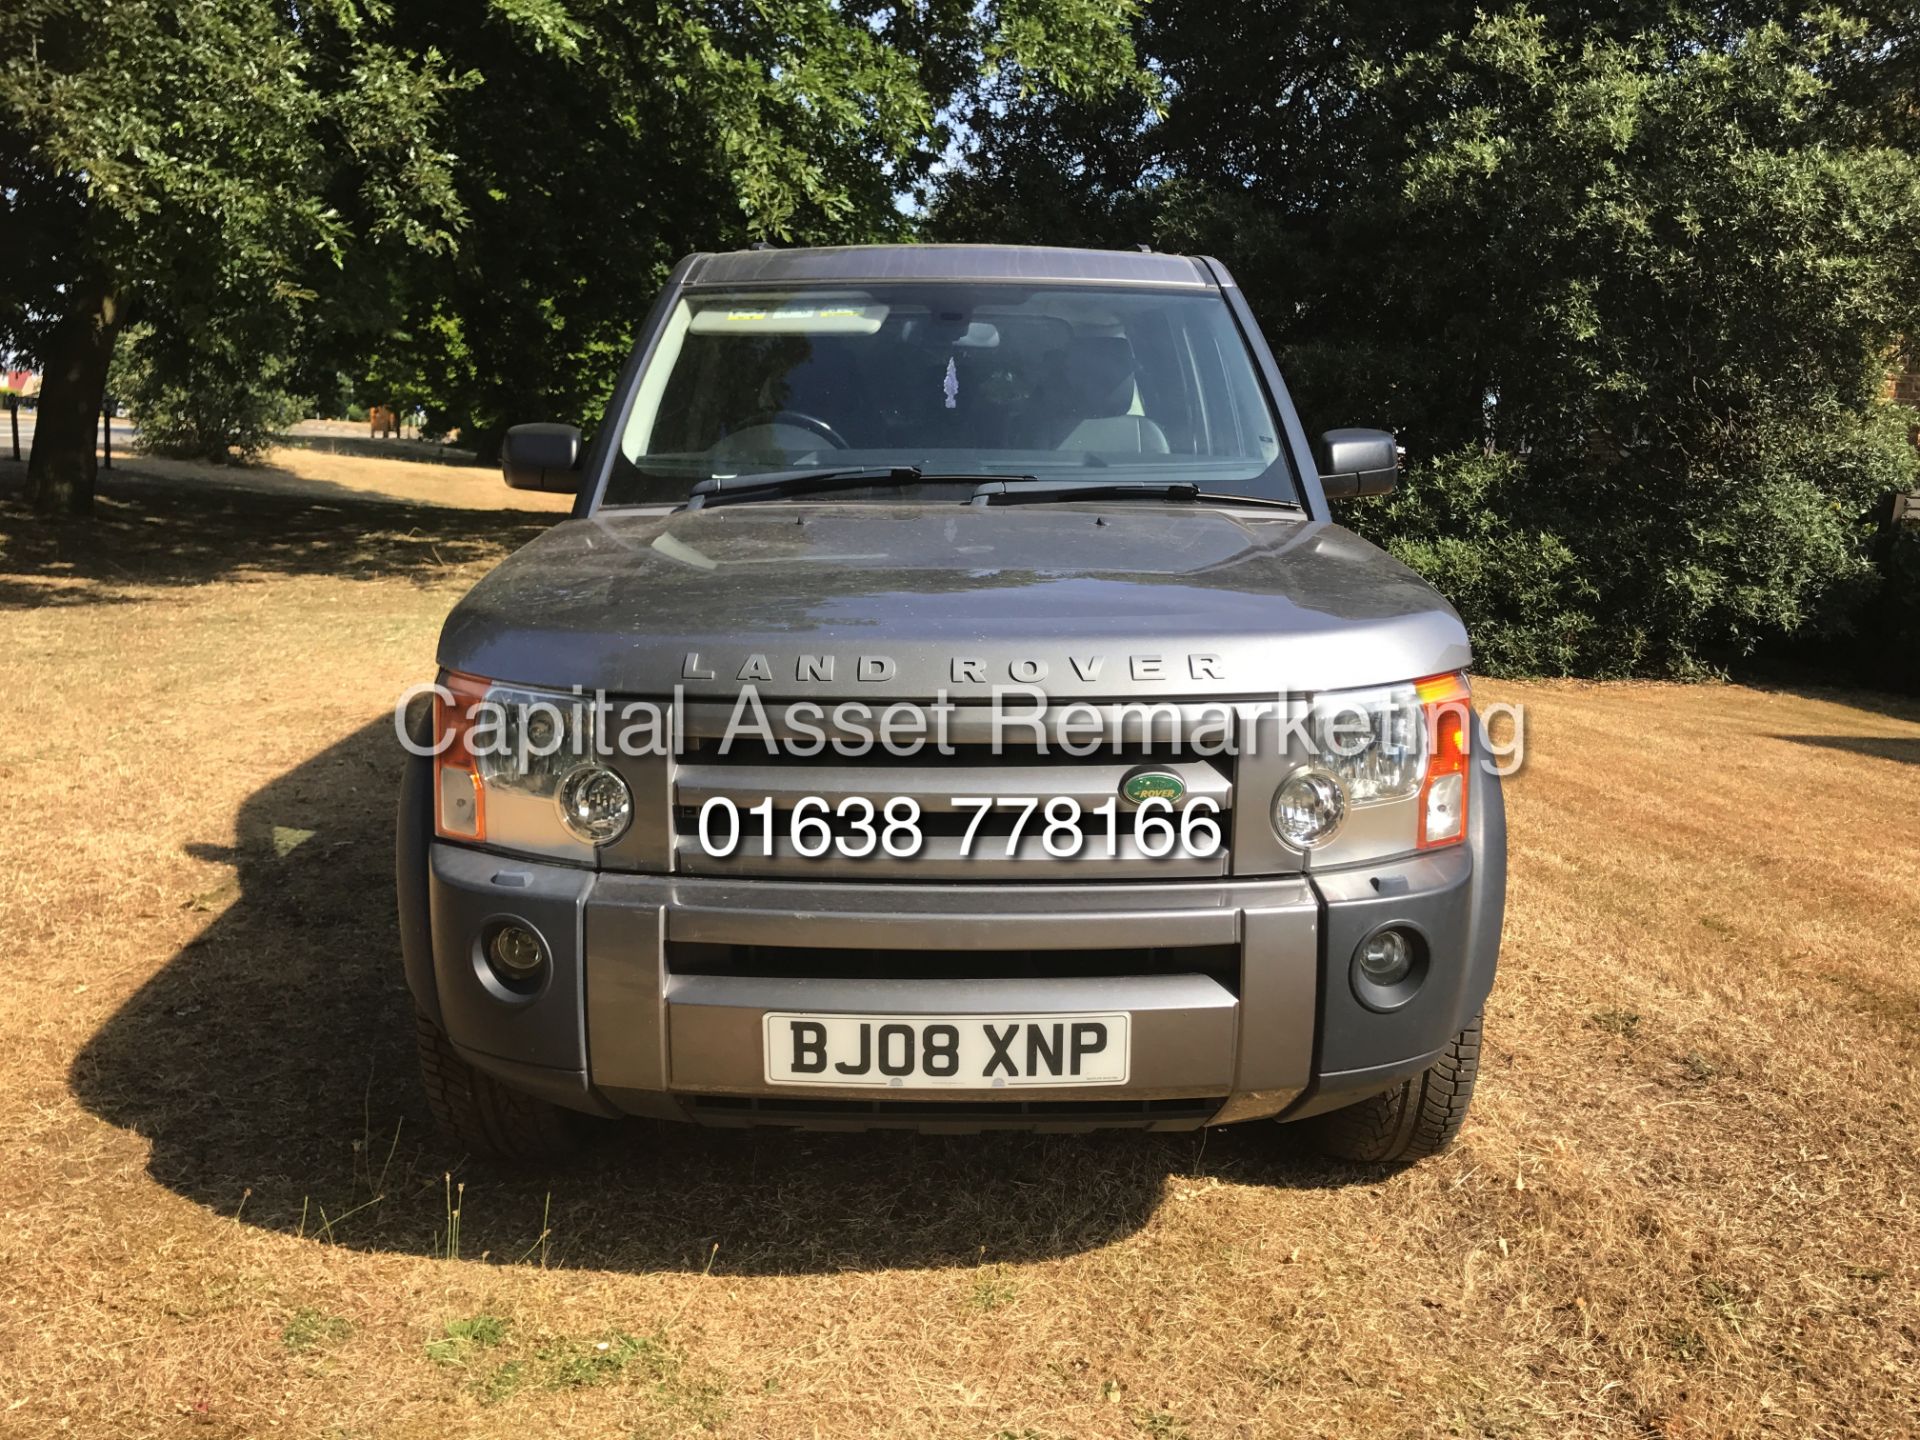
[682,1094,1223,1129]
[668,941,1241,992]
[671,700,1236,880]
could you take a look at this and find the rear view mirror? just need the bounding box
[502,423,583,492]
[1314,427,1399,499]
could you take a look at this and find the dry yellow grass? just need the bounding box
[81,437,575,513]
[1,457,1917,1438]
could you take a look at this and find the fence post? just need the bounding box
[8,395,16,462]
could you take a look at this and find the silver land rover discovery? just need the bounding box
[396,244,1506,1164]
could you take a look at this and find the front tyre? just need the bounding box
[1305,1012,1482,1163]
[414,1009,581,1163]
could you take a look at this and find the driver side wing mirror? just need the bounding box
[502,422,583,492]
[1314,427,1400,499]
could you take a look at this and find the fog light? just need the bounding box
[1357,928,1414,986]
[557,763,632,844]
[1272,767,1347,849]
[486,923,546,984]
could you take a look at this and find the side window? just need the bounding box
[650,334,813,451]
[1184,318,1237,455]
[1214,312,1282,462]
[1177,308,1280,464]
[1127,309,1198,453]
[646,341,711,452]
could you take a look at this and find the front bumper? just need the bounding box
[414,836,1497,1132]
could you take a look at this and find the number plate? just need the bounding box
[762,1012,1130,1088]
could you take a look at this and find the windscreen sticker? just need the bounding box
[688,302,886,334]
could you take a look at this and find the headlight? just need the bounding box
[434,673,628,860]
[1272,673,1472,859]
[557,763,633,844]
[1272,767,1347,848]
[1307,682,1427,805]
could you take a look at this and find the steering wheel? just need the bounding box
[736,409,851,450]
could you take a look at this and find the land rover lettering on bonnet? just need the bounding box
[398,244,1505,1164]
[678,650,1227,684]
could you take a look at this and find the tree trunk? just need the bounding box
[466,418,508,469]
[28,278,125,517]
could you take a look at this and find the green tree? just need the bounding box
[1363,14,1920,672]
[348,0,1150,459]
[0,0,468,513]
[110,318,311,465]
[933,2,1920,676]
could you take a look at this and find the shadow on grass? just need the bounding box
[1731,666,1920,725]
[69,713,1366,1275]
[0,460,553,607]
[1778,733,1920,767]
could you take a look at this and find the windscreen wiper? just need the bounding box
[684,466,926,510]
[685,467,1050,510]
[969,479,1302,509]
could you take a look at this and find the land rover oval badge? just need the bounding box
[1121,768,1186,807]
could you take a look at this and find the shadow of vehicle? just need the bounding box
[40,465,1368,1272]
[68,715,1357,1276]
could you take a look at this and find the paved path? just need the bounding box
[3,409,138,460]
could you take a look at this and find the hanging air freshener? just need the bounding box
[943,356,959,410]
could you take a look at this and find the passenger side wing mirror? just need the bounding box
[502,422,583,492]
[1314,427,1399,499]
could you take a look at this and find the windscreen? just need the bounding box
[606,283,1292,505]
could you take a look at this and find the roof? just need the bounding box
[685,244,1216,290]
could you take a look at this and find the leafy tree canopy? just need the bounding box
[6,0,1148,501]
[1,0,472,510]
[342,0,1150,459]
[934,2,1920,675]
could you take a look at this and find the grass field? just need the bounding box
[2,455,1917,1439]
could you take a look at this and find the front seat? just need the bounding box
[1020,336,1170,454]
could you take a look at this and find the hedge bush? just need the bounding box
[1347,402,1918,678]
